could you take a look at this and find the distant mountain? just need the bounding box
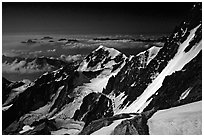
[2,55,68,68]
[93,36,167,43]
[41,36,53,40]
[21,39,37,44]
[2,3,202,135]
[2,55,79,81]
[2,55,81,81]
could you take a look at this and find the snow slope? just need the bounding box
[90,24,202,135]
[118,24,201,114]
[148,101,202,135]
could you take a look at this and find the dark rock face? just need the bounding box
[112,114,149,135]
[86,48,110,68]
[79,113,134,135]
[102,52,149,96]
[82,69,104,79]
[73,92,114,127]
[144,50,202,112]
[80,113,149,135]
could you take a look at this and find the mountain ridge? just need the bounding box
[2,3,202,135]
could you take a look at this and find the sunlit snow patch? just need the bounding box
[19,125,34,134]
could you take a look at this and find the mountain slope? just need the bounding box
[2,3,202,135]
[103,2,201,113]
[78,45,127,72]
[2,46,127,135]
[79,3,202,135]
[147,101,202,135]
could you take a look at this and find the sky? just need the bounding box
[3,2,195,35]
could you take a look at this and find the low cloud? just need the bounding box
[2,60,51,74]
[60,54,83,62]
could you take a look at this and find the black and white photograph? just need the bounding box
[2,1,202,135]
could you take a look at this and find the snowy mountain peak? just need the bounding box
[78,45,127,72]
[95,45,122,59]
[95,45,105,51]
[136,46,162,66]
